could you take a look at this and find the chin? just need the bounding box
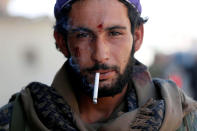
[99,79,116,88]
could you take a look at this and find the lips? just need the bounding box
[95,70,116,80]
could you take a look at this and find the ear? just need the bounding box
[53,31,69,57]
[133,25,144,52]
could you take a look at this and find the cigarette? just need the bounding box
[93,72,100,104]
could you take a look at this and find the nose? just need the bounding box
[91,37,109,63]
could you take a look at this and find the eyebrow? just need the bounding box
[69,27,94,34]
[69,25,127,34]
[105,25,127,31]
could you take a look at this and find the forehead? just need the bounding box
[68,0,130,29]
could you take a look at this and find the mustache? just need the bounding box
[84,63,120,73]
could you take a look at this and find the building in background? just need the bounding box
[0,0,10,16]
[0,2,65,106]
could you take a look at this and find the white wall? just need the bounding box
[0,16,65,106]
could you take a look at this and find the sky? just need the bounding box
[6,0,197,65]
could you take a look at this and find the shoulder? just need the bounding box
[152,78,180,99]
[0,102,14,131]
[153,78,197,130]
[153,78,177,89]
[177,111,197,131]
[0,82,47,131]
[0,92,20,131]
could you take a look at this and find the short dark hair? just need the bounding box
[54,0,147,49]
[118,0,147,34]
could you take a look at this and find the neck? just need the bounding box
[78,85,128,123]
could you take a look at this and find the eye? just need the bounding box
[109,31,122,36]
[76,32,90,38]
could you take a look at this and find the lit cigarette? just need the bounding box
[93,72,100,104]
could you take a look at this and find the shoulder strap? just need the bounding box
[10,93,30,131]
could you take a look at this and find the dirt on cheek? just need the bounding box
[73,47,80,57]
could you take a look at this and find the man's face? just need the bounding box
[66,0,134,95]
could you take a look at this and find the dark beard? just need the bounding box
[97,56,134,97]
[67,48,135,98]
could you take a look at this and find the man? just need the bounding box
[1,0,197,130]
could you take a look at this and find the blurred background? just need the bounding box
[0,0,196,106]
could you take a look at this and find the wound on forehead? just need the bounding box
[97,24,103,32]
